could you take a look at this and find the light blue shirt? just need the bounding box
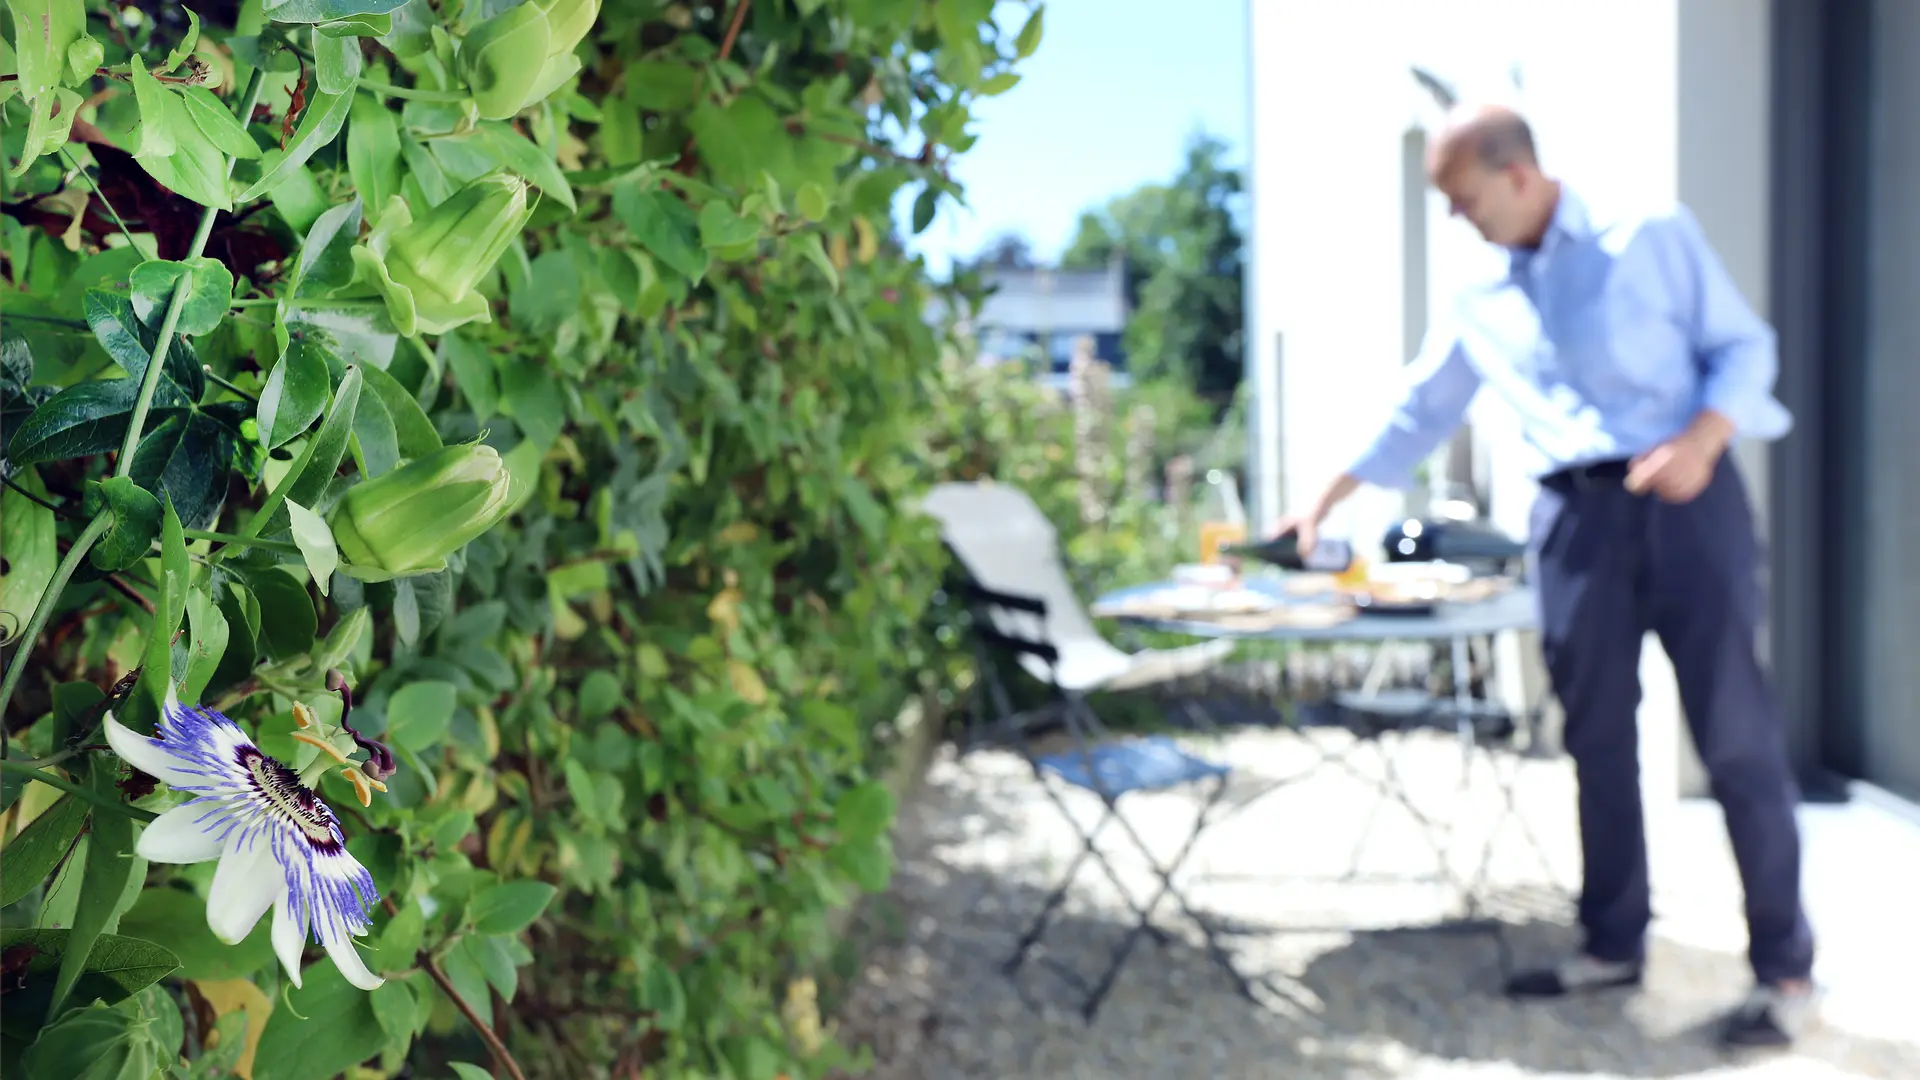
[1345,185,1793,486]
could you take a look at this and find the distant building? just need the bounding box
[949,258,1132,391]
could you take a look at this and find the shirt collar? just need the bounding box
[1506,182,1588,276]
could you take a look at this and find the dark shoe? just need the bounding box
[1719,982,1821,1049]
[1504,954,1643,998]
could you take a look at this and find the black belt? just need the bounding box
[1540,457,1632,491]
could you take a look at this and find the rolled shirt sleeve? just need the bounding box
[1343,324,1483,489]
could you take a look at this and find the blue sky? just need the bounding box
[896,0,1251,277]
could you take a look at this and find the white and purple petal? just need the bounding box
[106,688,384,989]
[134,803,226,864]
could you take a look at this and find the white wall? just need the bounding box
[1247,0,1774,800]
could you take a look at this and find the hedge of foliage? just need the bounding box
[0,0,1042,1076]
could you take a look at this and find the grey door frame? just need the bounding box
[1768,0,1874,794]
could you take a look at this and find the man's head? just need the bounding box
[1427,103,1559,249]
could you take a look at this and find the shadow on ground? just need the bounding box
[832,746,1920,1080]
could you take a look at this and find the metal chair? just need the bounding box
[919,481,1259,1021]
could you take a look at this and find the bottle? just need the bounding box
[1195,469,1248,565]
[1380,517,1526,565]
[1221,532,1355,573]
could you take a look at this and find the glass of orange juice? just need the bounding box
[1198,520,1247,565]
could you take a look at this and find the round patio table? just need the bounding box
[1090,571,1562,939]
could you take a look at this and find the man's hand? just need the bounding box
[1270,513,1320,558]
[1626,410,1734,503]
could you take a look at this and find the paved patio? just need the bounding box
[834,726,1920,1079]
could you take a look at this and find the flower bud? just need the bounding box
[329,443,514,581]
[390,172,533,302]
[457,1,551,120]
[352,172,536,336]
[517,0,599,105]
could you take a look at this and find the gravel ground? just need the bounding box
[833,725,1920,1080]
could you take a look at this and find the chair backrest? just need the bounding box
[919,481,1123,682]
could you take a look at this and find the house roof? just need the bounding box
[975,264,1128,332]
[924,260,1131,334]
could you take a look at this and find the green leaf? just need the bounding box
[240,565,316,660]
[159,9,202,73]
[0,929,180,1011]
[138,497,190,714]
[85,476,163,573]
[911,186,938,234]
[286,499,339,595]
[85,289,203,405]
[1015,4,1045,58]
[179,583,230,705]
[180,87,263,161]
[497,358,564,451]
[314,29,363,95]
[129,257,235,336]
[449,1063,493,1080]
[979,71,1021,96]
[795,181,829,221]
[0,475,57,630]
[135,85,238,211]
[831,833,893,891]
[440,332,496,420]
[636,957,685,1029]
[259,0,410,25]
[319,11,394,35]
[373,899,424,971]
[0,795,89,907]
[20,1001,166,1080]
[468,881,557,935]
[697,200,761,250]
[624,61,702,111]
[251,364,362,536]
[114,888,277,981]
[456,123,576,212]
[249,959,388,1080]
[47,767,137,1021]
[386,679,456,753]
[258,338,332,449]
[128,409,248,532]
[292,199,367,297]
[346,94,403,223]
[128,56,175,158]
[358,361,441,460]
[236,89,354,202]
[795,232,839,292]
[349,382,399,477]
[4,379,142,465]
[611,184,707,282]
[833,780,894,843]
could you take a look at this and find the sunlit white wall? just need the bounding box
[1247,0,1773,800]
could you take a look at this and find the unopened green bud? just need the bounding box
[535,0,599,58]
[330,443,514,581]
[457,2,550,120]
[390,172,532,300]
[351,172,536,336]
[518,0,600,106]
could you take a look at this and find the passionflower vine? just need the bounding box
[104,687,387,991]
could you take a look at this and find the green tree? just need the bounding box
[1061,130,1245,403]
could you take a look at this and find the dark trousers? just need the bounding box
[1529,454,1815,984]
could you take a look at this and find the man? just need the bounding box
[1273,103,1817,1049]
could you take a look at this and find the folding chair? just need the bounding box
[919,481,1260,1021]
